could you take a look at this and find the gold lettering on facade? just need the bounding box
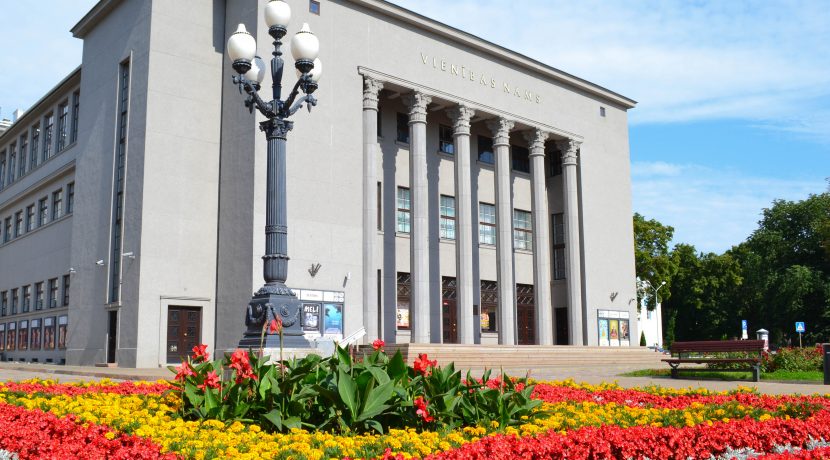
[451,64,459,76]
[441,60,447,71]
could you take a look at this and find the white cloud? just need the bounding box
[631,161,826,253]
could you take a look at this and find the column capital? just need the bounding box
[447,105,476,136]
[556,138,581,166]
[523,129,549,155]
[402,92,432,124]
[363,77,384,110]
[485,118,514,146]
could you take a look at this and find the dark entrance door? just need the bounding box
[442,277,458,343]
[106,311,118,363]
[167,306,202,363]
[555,307,569,345]
[516,284,535,345]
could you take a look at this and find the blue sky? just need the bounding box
[1,0,828,253]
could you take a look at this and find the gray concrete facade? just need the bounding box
[0,0,639,367]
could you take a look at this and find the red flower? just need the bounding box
[413,353,437,376]
[268,317,283,334]
[229,349,257,383]
[174,362,196,382]
[372,339,385,351]
[198,370,221,391]
[414,396,434,423]
[191,344,209,362]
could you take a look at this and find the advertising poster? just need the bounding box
[598,319,610,346]
[302,303,321,332]
[30,319,41,350]
[396,301,410,329]
[18,320,28,350]
[620,320,630,346]
[609,319,619,346]
[0,324,4,352]
[7,322,16,351]
[323,303,343,335]
[480,310,490,331]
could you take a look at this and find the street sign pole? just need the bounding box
[799,332,802,348]
[795,322,805,348]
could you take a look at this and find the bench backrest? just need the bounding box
[670,340,765,354]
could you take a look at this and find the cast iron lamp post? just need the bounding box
[227,0,322,348]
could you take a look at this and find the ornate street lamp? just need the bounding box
[227,0,322,349]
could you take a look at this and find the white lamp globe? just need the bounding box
[245,56,267,84]
[264,0,291,28]
[308,58,323,82]
[227,24,256,62]
[290,23,319,62]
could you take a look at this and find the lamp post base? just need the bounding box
[239,288,312,349]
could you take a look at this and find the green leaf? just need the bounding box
[367,366,391,385]
[387,351,406,379]
[336,345,352,368]
[358,380,395,421]
[259,373,273,400]
[283,416,302,430]
[365,419,384,434]
[204,387,219,414]
[337,368,358,418]
[263,409,283,431]
[184,383,204,408]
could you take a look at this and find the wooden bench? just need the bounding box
[662,340,764,382]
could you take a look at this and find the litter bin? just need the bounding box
[824,343,830,386]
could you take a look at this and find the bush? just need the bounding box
[640,331,647,347]
[764,346,823,372]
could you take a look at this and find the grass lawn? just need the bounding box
[622,368,824,382]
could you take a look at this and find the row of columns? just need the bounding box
[362,77,584,345]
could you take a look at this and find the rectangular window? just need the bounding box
[552,213,566,279]
[396,112,409,144]
[58,315,68,349]
[110,60,131,303]
[26,205,35,232]
[18,320,28,350]
[6,322,16,351]
[396,272,411,330]
[0,324,4,351]
[512,145,530,173]
[513,209,532,250]
[30,319,41,351]
[0,150,5,189]
[10,288,18,315]
[48,278,58,308]
[14,211,23,237]
[66,182,75,214]
[38,197,48,226]
[71,90,80,143]
[396,187,411,233]
[52,189,63,221]
[57,101,69,151]
[35,282,44,310]
[44,317,56,350]
[22,285,31,312]
[376,107,382,138]
[480,280,498,332]
[19,134,28,177]
[550,145,562,176]
[0,292,6,316]
[439,124,454,155]
[309,0,320,14]
[439,195,456,239]
[479,203,496,245]
[7,143,16,184]
[376,181,382,231]
[30,123,40,169]
[62,274,70,306]
[477,136,494,165]
[42,112,54,161]
[3,217,11,243]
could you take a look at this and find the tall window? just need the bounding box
[376,181,382,231]
[376,107,382,138]
[513,209,532,250]
[396,113,409,143]
[35,282,44,310]
[439,195,456,240]
[19,134,28,177]
[479,203,496,245]
[52,189,63,221]
[396,187,411,233]
[396,272,411,330]
[512,145,530,173]
[552,213,566,279]
[48,278,58,308]
[42,112,54,161]
[477,136,494,164]
[480,280,498,332]
[439,124,454,155]
[110,60,130,303]
[71,90,80,143]
[57,101,69,151]
[0,291,7,316]
[26,205,35,232]
[22,285,31,312]
[7,143,16,184]
[62,275,71,306]
[14,211,23,237]
[550,145,562,176]
[30,123,40,169]
[66,182,75,214]
[0,150,5,189]
[10,288,18,315]
[38,197,48,227]
[3,217,11,243]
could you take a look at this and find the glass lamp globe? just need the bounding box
[308,58,323,82]
[291,23,320,67]
[227,24,256,73]
[245,56,267,84]
[264,0,291,28]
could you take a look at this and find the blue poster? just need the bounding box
[323,303,343,335]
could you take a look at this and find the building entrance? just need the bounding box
[106,311,117,363]
[442,277,458,343]
[555,307,569,345]
[516,284,535,345]
[167,306,201,363]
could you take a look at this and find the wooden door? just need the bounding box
[442,277,458,343]
[167,306,202,363]
[517,305,535,345]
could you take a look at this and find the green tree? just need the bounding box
[633,213,678,310]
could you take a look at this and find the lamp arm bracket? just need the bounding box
[281,77,307,117]
[287,94,317,116]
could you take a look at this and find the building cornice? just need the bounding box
[347,0,637,109]
[70,0,120,38]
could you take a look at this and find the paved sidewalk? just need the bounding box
[1,361,826,396]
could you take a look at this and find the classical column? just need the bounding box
[362,77,383,341]
[486,117,516,345]
[447,105,476,344]
[525,129,553,345]
[556,139,584,345]
[403,91,432,343]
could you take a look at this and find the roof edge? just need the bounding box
[348,0,637,109]
[71,0,120,38]
[0,68,82,142]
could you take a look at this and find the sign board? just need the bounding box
[302,303,321,332]
[795,322,805,333]
[741,320,748,339]
[741,320,747,331]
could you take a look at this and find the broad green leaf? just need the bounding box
[358,380,395,421]
[263,409,283,431]
[387,351,406,379]
[367,366,391,385]
[337,368,358,418]
[336,345,352,368]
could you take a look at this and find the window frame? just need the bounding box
[478,202,496,245]
[552,213,566,279]
[477,136,494,165]
[438,124,454,155]
[395,112,410,144]
[439,195,456,240]
[512,209,533,251]
[396,186,411,234]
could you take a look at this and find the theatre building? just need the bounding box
[0,0,638,367]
